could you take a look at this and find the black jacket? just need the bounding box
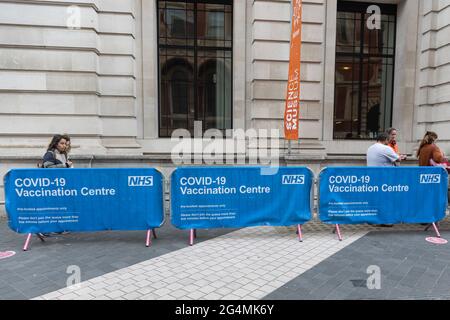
[43,150,70,168]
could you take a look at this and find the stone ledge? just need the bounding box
[0,154,421,163]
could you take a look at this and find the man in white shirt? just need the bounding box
[367,133,400,227]
[367,133,400,167]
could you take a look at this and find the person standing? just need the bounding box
[367,133,400,167]
[42,134,73,168]
[417,131,449,226]
[366,133,400,227]
[37,135,73,239]
[367,103,380,138]
[417,131,445,166]
[61,134,74,168]
[387,128,407,164]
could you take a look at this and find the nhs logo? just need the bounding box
[282,175,305,185]
[419,174,441,184]
[128,176,153,187]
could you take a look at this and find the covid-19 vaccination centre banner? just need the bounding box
[319,167,448,225]
[4,168,164,234]
[171,167,313,230]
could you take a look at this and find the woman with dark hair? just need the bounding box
[417,131,444,167]
[37,135,72,239]
[42,134,73,168]
[61,134,73,168]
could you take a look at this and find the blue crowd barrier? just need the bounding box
[171,166,314,238]
[319,167,448,226]
[4,168,164,249]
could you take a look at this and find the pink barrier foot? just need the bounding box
[189,229,195,246]
[335,224,343,241]
[146,230,152,247]
[297,224,303,242]
[432,223,441,238]
[23,234,32,251]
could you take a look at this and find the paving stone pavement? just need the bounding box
[265,229,450,300]
[2,209,450,300]
[35,226,367,300]
[0,214,235,300]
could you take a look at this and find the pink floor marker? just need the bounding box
[297,224,303,242]
[189,229,194,246]
[335,224,343,241]
[432,223,441,238]
[0,251,16,260]
[152,229,157,239]
[426,237,448,245]
[146,230,152,247]
[23,233,32,251]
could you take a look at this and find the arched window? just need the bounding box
[160,59,194,135]
[198,59,231,130]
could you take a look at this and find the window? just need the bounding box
[158,0,232,137]
[333,1,397,140]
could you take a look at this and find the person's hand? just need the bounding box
[67,160,73,168]
[400,154,407,161]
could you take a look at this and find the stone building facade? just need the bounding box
[0,0,449,201]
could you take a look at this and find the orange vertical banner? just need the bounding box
[284,0,303,140]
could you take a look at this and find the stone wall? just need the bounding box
[416,0,450,152]
[0,0,139,155]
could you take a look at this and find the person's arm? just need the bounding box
[432,146,444,164]
[385,147,400,163]
[43,151,66,168]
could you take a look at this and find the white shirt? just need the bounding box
[367,143,399,167]
[54,149,67,164]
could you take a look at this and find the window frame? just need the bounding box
[333,1,397,140]
[156,0,233,137]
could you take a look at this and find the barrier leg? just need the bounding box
[194,229,197,239]
[424,224,432,232]
[146,230,152,247]
[432,223,441,238]
[335,224,343,241]
[152,228,157,239]
[23,234,32,251]
[297,224,303,242]
[189,229,195,246]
